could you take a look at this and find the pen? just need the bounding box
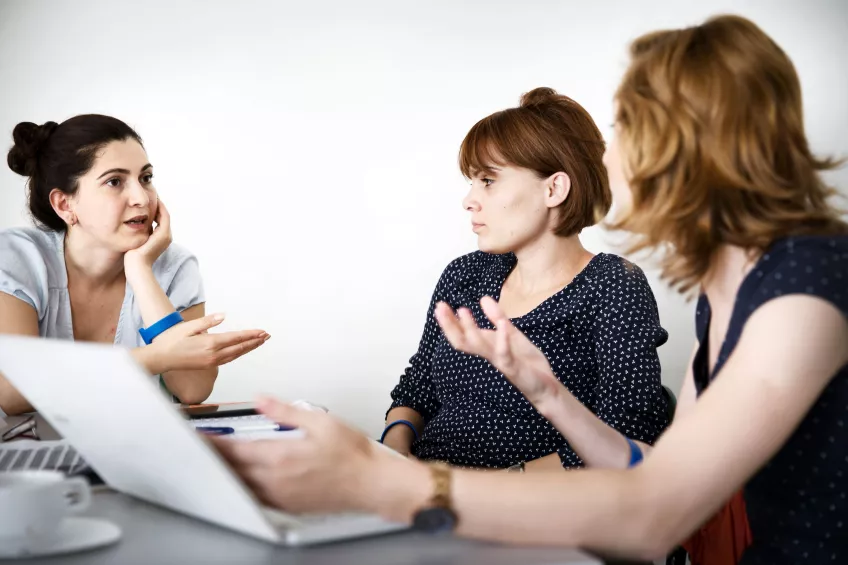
[195,423,296,435]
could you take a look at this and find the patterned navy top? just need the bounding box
[389,251,670,468]
[694,235,848,564]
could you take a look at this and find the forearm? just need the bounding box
[366,454,661,560]
[125,267,179,328]
[536,385,650,469]
[382,407,424,454]
[130,338,217,404]
[0,371,34,416]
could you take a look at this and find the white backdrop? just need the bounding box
[1,0,846,437]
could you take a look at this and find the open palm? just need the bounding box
[433,297,560,406]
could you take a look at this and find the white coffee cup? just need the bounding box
[0,470,91,545]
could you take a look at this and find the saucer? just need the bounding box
[0,517,121,559]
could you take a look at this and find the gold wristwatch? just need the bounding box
[412,463,458,533]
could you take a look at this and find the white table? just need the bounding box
[17,489,604,565]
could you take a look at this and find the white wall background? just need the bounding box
[1,0,846,437]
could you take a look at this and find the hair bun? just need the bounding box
[7,121,59,177]
[520,87,560,107]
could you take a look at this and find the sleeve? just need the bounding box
[558,261,670,468]
[387,263,456,424]
[164,251,206,313]
[0,231,49,318]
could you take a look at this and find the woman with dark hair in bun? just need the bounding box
[0,115,269,416]
[380,88,670,471]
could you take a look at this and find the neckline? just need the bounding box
[492,252,605,322]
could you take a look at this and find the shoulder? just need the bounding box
[749,235,848,319]
[0,227,63,282]
[438,251,512,287]
[586,253,655,298]
[0,227,60,262]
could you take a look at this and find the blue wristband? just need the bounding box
[626,438,644,468]
[380,419,419,444]
[139,311,184,345]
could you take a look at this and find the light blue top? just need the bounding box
[0,227,205,416]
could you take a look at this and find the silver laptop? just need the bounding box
[0,335,407,546]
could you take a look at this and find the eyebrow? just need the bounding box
[97,163,152,180]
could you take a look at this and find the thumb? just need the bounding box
[256,396,324,430]
[182,313,225,335]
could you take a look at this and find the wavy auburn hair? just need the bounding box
[610,14,846,293]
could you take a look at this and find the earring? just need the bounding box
[68,215,78,226]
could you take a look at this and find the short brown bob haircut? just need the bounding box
[459,87,611,237]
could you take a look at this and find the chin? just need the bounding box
[476,238,512,255]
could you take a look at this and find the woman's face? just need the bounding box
[462,164,568,254]
[62,139,159,252]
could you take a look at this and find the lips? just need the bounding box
[124,215,148,225]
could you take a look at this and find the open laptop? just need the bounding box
[0,335,407,546]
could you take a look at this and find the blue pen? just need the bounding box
[196,423,296,435]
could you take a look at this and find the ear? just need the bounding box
[49,189,76,226]
[544,172,571,208]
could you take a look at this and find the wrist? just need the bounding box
[123,260,156,290]
[359,448,431,523]
[132,342,168,375]
[533,379,569,419]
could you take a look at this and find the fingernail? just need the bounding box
[264,334,271,341]
[213,313,225,321]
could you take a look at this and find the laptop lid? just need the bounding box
[0,335,280,543]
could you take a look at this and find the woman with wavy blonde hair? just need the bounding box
[212,15,847,564]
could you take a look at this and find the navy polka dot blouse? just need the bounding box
[389,251,670,469]
[694,235,848,564]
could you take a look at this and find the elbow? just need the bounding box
[167,369,217,405]
[629,499,688,561]
[609,470,687,562]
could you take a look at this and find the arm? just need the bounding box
[0,293,39,415]
[384,266,455,453]
[371,295,848,559]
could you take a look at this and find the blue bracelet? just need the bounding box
[380,419,419,444]
[626,438,644,468]
[139,311,184,345]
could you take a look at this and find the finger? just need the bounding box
[215,336,269,366]
[155,198,171,230]
[480,296,509,329]
[210,329,269,349]
[457,308,488,354]
[255,396,327,432]
[182,313,226,335]
[493,317,515,370]
[434,302,468,350]
[222,438,301,468]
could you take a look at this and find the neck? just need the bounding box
[701,244,760,306]
[510,233,592,295]
[63,229,125,288]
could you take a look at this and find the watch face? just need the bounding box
[413,507,457,533]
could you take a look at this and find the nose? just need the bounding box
[127,179,150,208]
[462,184,481,213]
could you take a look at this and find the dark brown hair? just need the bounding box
[459,87,611,237]
[611,15,847,293]
[7,114,143,231]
